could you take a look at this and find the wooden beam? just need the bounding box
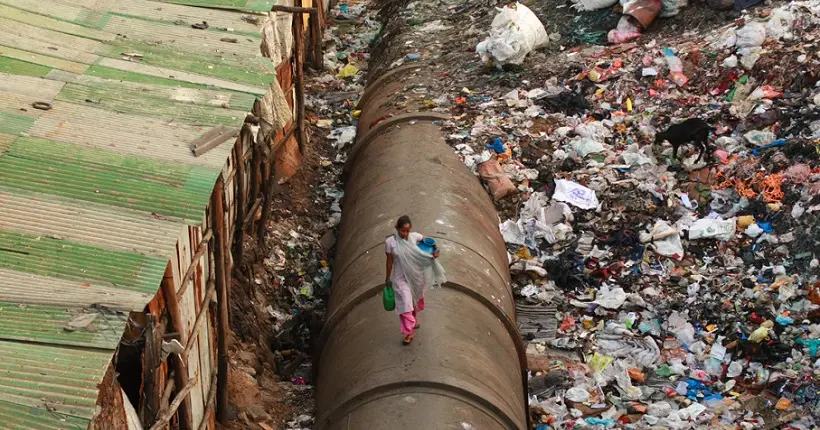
[233,131,247,266]
[149,374,197,430]
[270,5,317,14]
[192,128,239,157]
[160,264,194,429]
[243,197,263,228]
[274,123,297,154]
[293,3,307,155]
[248,145,260,234]
[175,230,213,301]
[212,178,230,421]
[197,371,218,430]
[256,156,273,243]
[159,372,175,412]
[309,1,323,69]
[139,315,162,428]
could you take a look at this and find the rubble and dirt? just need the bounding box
[228,0,820,427]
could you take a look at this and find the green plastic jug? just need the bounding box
[382,284,395,311]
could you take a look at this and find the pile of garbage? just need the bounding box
[274,0,820,427]
[455,0,820,428]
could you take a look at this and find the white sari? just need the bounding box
[390,232,447,311]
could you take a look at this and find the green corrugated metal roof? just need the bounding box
[0,0,270,424]
[156,0,277,12]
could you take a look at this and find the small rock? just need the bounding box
[247,404,271,422]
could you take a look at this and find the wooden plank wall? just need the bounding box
[137,3,323,429]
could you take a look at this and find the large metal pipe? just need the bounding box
[314,63,528,429]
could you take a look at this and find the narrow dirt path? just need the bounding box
[221,2,380,429]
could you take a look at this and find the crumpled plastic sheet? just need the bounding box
[597,322,661,367]
[647,220,684,260]
[553,179,600,210]
[687,217,737,241]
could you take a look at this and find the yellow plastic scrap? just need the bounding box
[336,63,360,79]
[516,247,533,260]
[749,320,774,343]
[737,215,755,230]
[626,98,633,112]
[352,110,362,118]
[590,353,614,373]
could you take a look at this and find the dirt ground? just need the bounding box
[220,118,339,429]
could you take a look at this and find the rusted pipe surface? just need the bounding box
[316,113,526,427]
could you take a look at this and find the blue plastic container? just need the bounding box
[417,237,436,254]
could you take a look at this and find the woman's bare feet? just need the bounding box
[402,334,414,345]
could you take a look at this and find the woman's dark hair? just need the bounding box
[395,215,412,229]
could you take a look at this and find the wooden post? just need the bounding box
[233,131,246,265]
[256,157,272,244]
[309,3,323,69]
[160,265,194,429]
[149,376,197,430]
[212,178,230,421]
[293,6,307,155]
[248,145,260,234]
[139,315,162,428]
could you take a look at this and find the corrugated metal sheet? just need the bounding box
[0,341,113,419]
[157,0,276,12]
[0,398,89,430]
[0,302,127,349]
[0,0,269,425]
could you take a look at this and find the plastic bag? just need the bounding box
[476,3,549,66]
[649,220,684,259]
[565,386,591,402]
[608,15,643,44]
[766,9,795,40]
[382,284,395,311]
[552,179,599,210]
[478,158,518,201]
[572,137,606,157]
[688,218,736,241]
[736,22,766,48]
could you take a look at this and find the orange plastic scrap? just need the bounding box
[716,175,757,198]
[735,179,758,199]
[759,172,784,202]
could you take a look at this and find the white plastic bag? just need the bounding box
[735,22,766,48]
[649,220,684,259]
[552,179,599,210]
[572,137,605,157]
[476,3,549,66]
[766,8,795,40]
[688,218,736,241]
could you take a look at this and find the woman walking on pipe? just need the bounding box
[385,215,447,345]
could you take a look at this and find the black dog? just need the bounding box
[654,118,713,163]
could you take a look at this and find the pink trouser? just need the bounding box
[399,298,425,335]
